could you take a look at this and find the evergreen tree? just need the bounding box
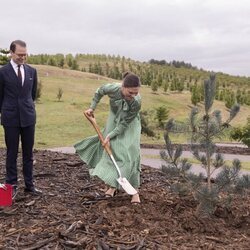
[128,62,133,72]
[121,59,125,73]
[89,63,93,73]
[36,80,43,101]
[176,79,184,92]
[143,70,153,86]
[140,111,155,137]
[67,58,72,68]
[71,59,79,70]
[47,57,57,66]
[155,106,169,128]
[236,89,243,104]
[93,63,99,74]
[170,81,175,91]
[215,80,220,100]
[113,64,121,79]
[161,74,249,215]
[230,117,250,147]
[162,80,169,93]
[151,79,158,93]
[58,58,65,68]
[244,90,250,105]
[57,88,63,102]
[0,48,9,65]
[157,73,163,86]
[97,61,103,75]
[66,54,74,68]
[104,63,109,76]
[225,90,235,109]
[191,83,200,106]
[198,83,204,101]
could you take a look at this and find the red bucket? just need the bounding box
[0,184,13,207]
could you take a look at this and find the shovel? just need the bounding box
[84,111,137,195]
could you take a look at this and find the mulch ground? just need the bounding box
[0,148,249,249]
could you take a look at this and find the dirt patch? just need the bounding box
[0,148,249,249]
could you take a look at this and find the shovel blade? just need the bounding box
[117,177,137,195]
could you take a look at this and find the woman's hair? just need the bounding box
[122,72,141,88]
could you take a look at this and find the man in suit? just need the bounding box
[0,40,42,197]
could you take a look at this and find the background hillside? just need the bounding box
[0,54,249,148]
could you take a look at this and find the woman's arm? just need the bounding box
[108,97,141,139]
[90,83,118,110]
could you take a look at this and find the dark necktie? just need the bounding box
[17,65,22,85]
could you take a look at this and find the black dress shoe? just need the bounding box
[24,187,42,195]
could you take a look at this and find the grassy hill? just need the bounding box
[0,65,249,149]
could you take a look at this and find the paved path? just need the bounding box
[141,148,250,162]
[142,148,250,176]
[48,146,250,177]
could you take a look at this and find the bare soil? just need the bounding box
[0,148,249,249]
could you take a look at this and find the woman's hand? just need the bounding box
[85,108,94,117]
[103,135,110,147]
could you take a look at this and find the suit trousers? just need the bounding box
[4,125,35,188]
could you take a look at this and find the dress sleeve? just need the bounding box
[90,83,117,110]
[107,97,141,139]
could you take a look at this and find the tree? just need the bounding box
[157,73,163,86]
[191,83,200,106]
[105,63,110,76]
[140,111,155,137]
[58,58,65,68]
[151,79,158,93]
[0,48,9,65]
[225,90,235,109]
[71,59,79,70]
[176,80,184,92]
[162,80,169,93]
[47,57,57,66]
[230,117,250,147]
[155,106,169,128]
[66,54,73,68]
[89,63,93,73]
[161,74,249,215]
[57,88,63,102]
[36,80,43,101]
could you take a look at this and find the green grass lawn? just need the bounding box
[0,65,249,149]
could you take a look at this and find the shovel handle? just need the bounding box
[84,111,113,156]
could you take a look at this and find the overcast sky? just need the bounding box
[1,0,250,77]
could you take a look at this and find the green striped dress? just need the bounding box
[74,83,141,189]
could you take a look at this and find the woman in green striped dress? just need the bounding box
[74,72,142,204]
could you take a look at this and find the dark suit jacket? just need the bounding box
[0,62,37,127]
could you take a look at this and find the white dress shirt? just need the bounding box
[10,59,25,86]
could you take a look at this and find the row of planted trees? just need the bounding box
[1,50,250,108]
[87,60,250,108]
[86,58,250,109]
[191,82,250,107]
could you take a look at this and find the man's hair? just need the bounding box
[10,40,26,53]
